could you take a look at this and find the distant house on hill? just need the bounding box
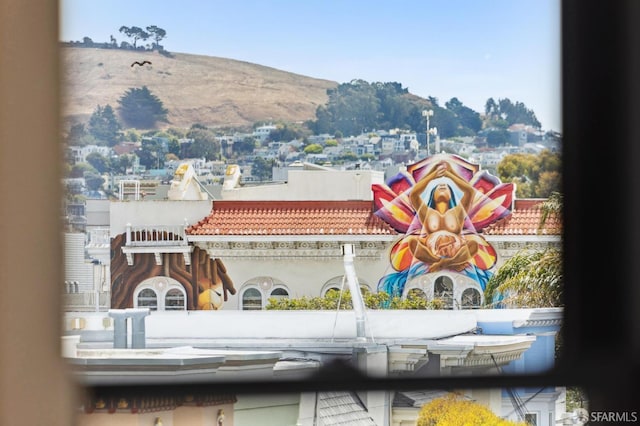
[253,123,277,142]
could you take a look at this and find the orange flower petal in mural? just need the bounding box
[389,238,415,272]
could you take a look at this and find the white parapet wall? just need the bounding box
[62,309,563,341]
[63,310,477,341]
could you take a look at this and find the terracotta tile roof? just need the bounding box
[186,199,562,237]
[186,200,397,236]
[482,199,562,236]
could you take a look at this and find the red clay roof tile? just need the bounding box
[186,199,561,237]
[186,200,396,236]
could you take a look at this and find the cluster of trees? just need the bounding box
[485,97,541,128]
[63,25,168,52]
[306,79,541,139]
[66,76,549,156]
[67,85,169,148]
[496,150,561,198]
[63,74,557,189]
[65,82,560,192]
[119,25,167,50]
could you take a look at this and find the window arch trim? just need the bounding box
[133,277,187,311]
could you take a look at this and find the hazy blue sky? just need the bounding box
[60,0,561,132]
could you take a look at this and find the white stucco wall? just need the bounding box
[220,254,392,309]
[234,393,300,426]
[110,200,213,235]
[142,310,478,341]
[221,169,385,201]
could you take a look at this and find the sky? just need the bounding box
[59,0,562,132]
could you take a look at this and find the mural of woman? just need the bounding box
[406,160,478,272]
[372,153,515,298]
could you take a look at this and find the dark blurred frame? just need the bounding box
[1,1,639,425]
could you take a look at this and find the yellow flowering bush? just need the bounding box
[417,393,527,426]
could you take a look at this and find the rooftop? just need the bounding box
[483,199,562,236]
[187,200,396,236]
[185,199,561,237]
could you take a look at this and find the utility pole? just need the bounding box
[422,109,434,156]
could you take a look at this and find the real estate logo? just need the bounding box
[576,408,639,424]
[575,408,589,424]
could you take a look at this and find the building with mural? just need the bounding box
[88,154,558,313]
[63,154,565,425]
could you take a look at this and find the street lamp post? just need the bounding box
[422,109,434,156]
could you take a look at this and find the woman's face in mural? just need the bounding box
[433,183,452,203]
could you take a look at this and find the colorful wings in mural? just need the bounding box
[372,153,514,294]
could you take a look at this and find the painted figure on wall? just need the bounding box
[372,154,514,297]
[110,233,236,310]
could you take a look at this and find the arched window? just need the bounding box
[321,275,370,297]
[407,287,427,301]
[134,278,187,311]
[461,288,482,309]
[323,286,341,296]
[240,277,291,310]
[433,275,454,309]
[242,287,263,310]
[269,287,289,302]
[137,288,158,311]
[165,288,186,310]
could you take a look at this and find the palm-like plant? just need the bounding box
[485,192,563,307]
[538,191,563,233]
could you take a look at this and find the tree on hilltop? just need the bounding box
[146,25,167,50]
[445,97,482,134]
[485,97,541,128]
[119,26,149,49]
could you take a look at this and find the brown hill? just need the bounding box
[60,46,338,130]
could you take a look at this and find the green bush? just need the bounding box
[266,289,446,310]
